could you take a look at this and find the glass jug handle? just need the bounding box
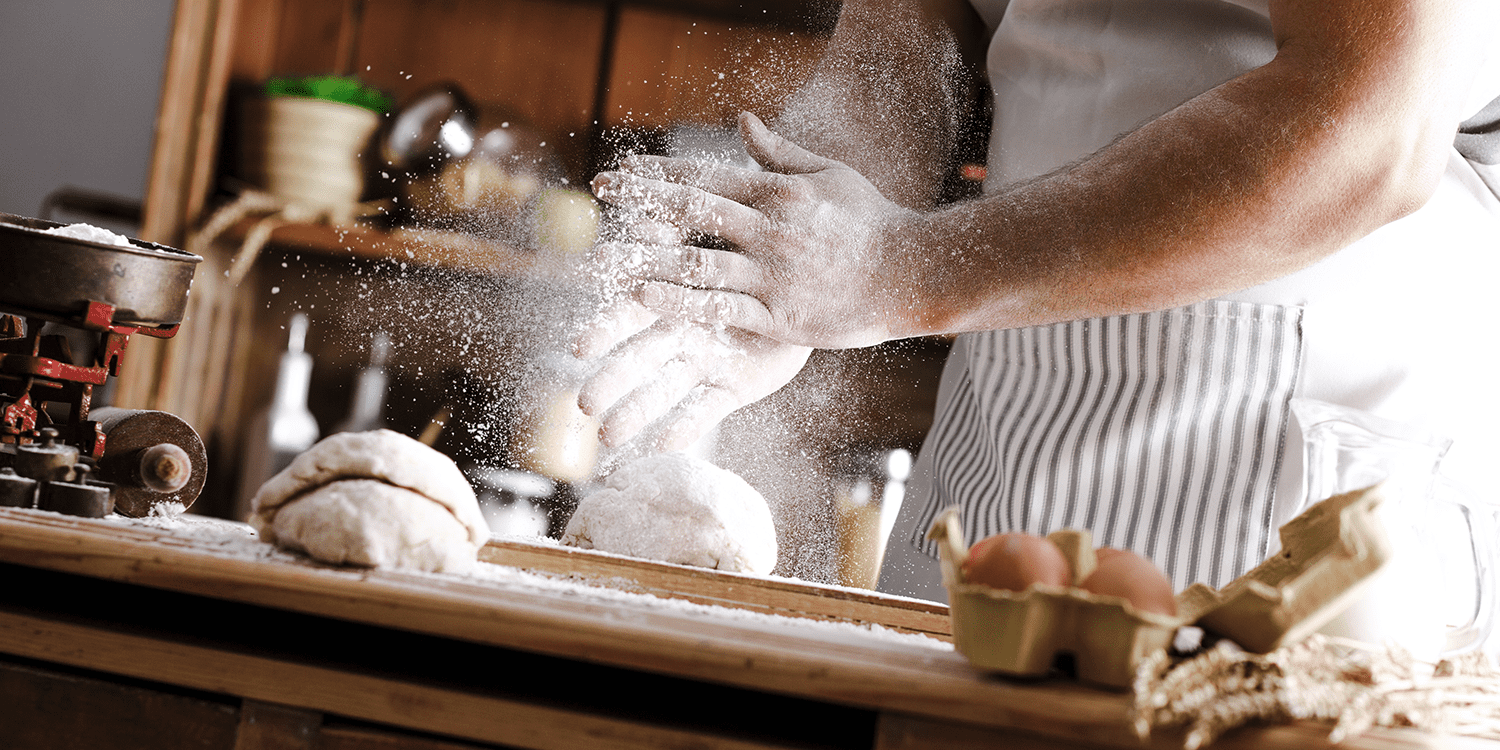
[1438,477,1495,655]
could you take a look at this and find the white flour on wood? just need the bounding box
[562,452,778,575]
[93,510,948,653]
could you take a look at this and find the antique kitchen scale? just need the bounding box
[0,212,207,518]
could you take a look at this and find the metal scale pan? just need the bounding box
[0,212,201,328]
[0,212,207,517]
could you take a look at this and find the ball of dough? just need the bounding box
[249,430,488,573]
[251,429,487,546]
[271,479,478,572]
[561,453,777,575]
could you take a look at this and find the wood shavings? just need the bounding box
[1132,635,1500,748]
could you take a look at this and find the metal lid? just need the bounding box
[381,83,477,175]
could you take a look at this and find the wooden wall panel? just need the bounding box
[266,0,354,76]
[217,0,828,182]
[606,6,826,128]
[355,0,606,138]
[230,0,287,81]
[319,722,500,750]
[234,700,322,750]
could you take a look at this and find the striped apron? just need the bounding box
[896,300,1303,592]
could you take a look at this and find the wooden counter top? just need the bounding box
[0,507,1486,750]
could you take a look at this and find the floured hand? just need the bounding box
[590,112,929,349]
[573,185,811,452]
[571,209,685,360]
[577,317,811,451]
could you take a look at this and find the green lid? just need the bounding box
[265,75,391,114]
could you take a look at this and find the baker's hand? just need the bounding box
[590,112,925,349]
[576,317,812,452]
[572,248,810,451]
[571,209,686,361]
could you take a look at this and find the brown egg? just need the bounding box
[962,532,1072,592]
[1078,548,1177,616]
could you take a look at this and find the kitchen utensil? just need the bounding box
[90,407,208,517]
[0,212,199,328]
[380,83,477,174]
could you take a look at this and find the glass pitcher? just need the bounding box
[1291,398,1493,659]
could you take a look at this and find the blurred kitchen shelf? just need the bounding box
[630,0,838,31]
[226,219,553,278]
[133,0,840,505]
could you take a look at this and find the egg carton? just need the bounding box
[930,484,1393,688]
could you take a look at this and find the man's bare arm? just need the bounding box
[898,0,1495,336]
[595,0,1495,348]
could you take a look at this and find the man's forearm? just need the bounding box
[889,0,1491,337]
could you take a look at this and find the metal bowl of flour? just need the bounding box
[0,212,201,328]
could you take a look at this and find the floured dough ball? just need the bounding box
[250,429,488,572]
[561,453,777,575]
[271,479,478,571]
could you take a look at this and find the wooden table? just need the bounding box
[0,507,1485,750]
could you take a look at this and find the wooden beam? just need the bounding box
[0,656,239,750]
[479,537,951,639]
[0,609,806,750]
[141,0,242,248]
[127,0,244,414]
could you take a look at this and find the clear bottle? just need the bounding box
[233,313,320,520]
[333,331,391,434]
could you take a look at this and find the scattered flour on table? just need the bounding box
[562,453,778,575]
[151,501,188,517]
[97,510,949,654]
[458,558,952,654]
[41,222,135,247]
[101,510,287,562]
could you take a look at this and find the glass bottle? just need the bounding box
[233,313,320,520]
[333,331,391,434]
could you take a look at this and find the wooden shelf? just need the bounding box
[229,219,561,278]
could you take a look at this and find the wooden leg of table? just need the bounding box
[234,700,323,750]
